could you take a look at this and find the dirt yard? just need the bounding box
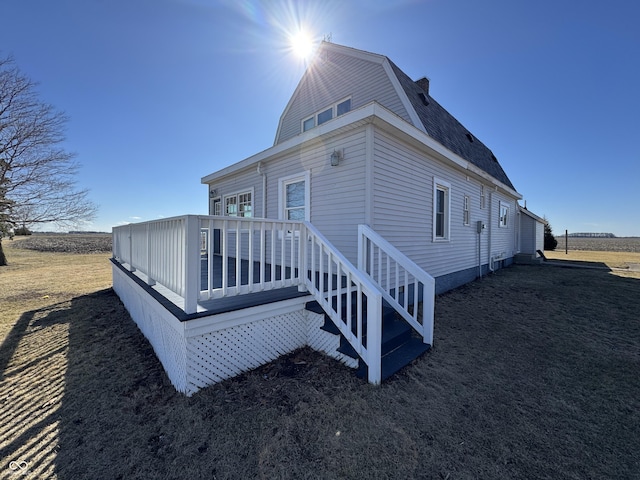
[1,238,639,479]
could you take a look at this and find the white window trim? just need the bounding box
[300,96,352,133]
[499,201,509,228]
[480,184,486,209]
[433,177,451,242]
[463,195,470,226]
[210,196,221,216]
[222,188,255,217]
[302,116,315,132]
[278,171,311,222]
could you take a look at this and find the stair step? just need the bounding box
[337,335,359,359]
[357,337,431,381]
[320,316,341,335]
[381,315,412,355]
[305,300,324,315]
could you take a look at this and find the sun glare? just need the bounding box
[290,30,314,59]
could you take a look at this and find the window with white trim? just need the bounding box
[317,107,333,125]
[279,172,310,221]
[433,178,451,241]
[302,116,315,132]
[480,185,486,209]
[211,197,221,216]
[301,97,352,133]
[463,195,470,226]
[224,191,252,217]
[337,98,351,116]
[499,202,509,228]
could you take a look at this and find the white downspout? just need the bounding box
[488,191,494,273]
[257,162,266,218]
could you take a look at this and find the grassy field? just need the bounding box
[1,236,639,479]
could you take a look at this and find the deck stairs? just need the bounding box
[305,295,430,381]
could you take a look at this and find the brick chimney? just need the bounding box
[416,77,430,94]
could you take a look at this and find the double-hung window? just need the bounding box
[499,202,509,228]
[433,178,451,241]
[463,195,470,225]
[279,172,310,221]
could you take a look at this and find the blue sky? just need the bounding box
[1,0,639,236]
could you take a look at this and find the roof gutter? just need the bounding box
[201,102,522,200]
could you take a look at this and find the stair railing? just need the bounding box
[302,222,383,384]
[357,224,435,346]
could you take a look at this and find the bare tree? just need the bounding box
[0,55,97,265]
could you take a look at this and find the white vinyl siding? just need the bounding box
[266,128,368,262]
[207,171,263,219]
[371,129,492,278]
[276,52,410,144]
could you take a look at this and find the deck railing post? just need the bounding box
[128,224,135,272]
[298,223,307,293]
[183,215,200,314]
[367,292,383,385]
[146,222,156,286]
[423,280,434,346]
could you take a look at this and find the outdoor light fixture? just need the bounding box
[209,188,218,198]
[330,149,342,166]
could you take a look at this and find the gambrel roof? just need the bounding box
[388,61,516,191]
[206,42,518,196]
[274,42,516,192]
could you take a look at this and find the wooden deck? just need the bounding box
[111,256,308,322]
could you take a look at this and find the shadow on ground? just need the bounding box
[1,265,640,479]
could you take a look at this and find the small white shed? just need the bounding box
[519,206,545,259]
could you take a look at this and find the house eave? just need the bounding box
[202,102,523,200]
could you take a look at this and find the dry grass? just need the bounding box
[1,238,639,479]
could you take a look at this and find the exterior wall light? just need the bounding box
[330,150,342,166]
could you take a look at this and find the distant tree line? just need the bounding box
[567,233,616,238]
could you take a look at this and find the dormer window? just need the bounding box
[301,97,352,133]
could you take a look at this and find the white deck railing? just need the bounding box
[358,224,435,346]
[115,216,445,384]
[302,221,383,383]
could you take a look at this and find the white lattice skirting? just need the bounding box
[113,266,357,396]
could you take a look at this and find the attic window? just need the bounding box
[303,116,315,132]
[418,92,429,106]
[301,97,352,133]
[465,133,474,143]
[317,108,333,125]
[337,98,351,116]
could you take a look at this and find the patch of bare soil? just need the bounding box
[1,263,639,479]
[14,234,112,254]
[556,236,640,253]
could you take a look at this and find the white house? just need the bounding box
[112,42,543,395]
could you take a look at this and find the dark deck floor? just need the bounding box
[112,256,309,322]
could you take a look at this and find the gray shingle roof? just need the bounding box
[389,61,516,191]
